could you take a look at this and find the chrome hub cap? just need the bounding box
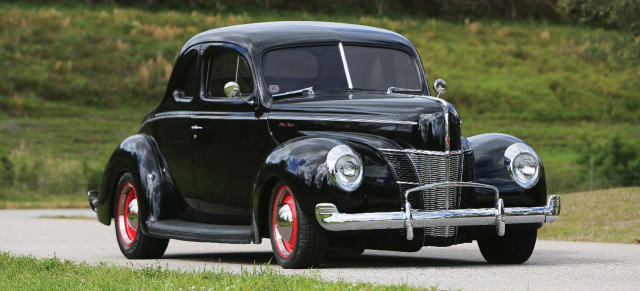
[277,204,294,240]
[272,186,298,258]
[127,198,139,232]
[118,183,138,246]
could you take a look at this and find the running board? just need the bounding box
[147,220,253,244]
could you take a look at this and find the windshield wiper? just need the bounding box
[272,87,314,98]
[387,87,421,94]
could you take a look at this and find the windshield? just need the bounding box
[261,44,423,95]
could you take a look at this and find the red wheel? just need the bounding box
[114,172,168,259]
[268,181,326,269]
[272,186,298,258]
[117,183,138,246]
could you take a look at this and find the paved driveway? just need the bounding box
[1,209,638,290]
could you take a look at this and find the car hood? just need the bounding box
[267,91,462,151]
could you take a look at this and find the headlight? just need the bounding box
[504,143,541,189]
[326,144,363,191]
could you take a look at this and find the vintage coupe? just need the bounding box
[88,22,560,268]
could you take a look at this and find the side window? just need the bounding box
[205,48,254,98]
[173,50,199,101]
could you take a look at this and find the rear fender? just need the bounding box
[96,134,175,234]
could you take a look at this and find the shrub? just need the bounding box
[557,0,640,35]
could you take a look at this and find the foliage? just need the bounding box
[0,140,103,202]
[1,4,638,122]
[557,0,640,35]
[8,0,564,20]
[0,252,428,290]
[575,134,640,189]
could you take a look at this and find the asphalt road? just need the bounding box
[1,209,639,290]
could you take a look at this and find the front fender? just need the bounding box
[467,133,547,208]
[96,134,172,234]
[251,135,401,240]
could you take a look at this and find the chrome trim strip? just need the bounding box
[396,181,420,185]
[154,111,192,117]
[268,115,418,125]
[154,111,258,118]
[419,96,451,156]
[379,148,471,156]
[150,112,417,125]
[191,115,256,120]
[139,114,191,130]
[140,111,261,131]
[338,42,353,89]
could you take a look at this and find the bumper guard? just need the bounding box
[315,182,561,240]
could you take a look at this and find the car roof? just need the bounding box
[180,21,416,57]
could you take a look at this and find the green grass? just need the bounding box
[0,3,639,202]
[0,197,87,209]
[538,187,640,244]
[0,252,436,291]
[38,214,94,220]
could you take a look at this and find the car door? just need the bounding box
[191,43,263,225]
[145,45,200,210]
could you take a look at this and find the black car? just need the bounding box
[88,21,561,269]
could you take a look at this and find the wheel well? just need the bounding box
[258,176,280,239]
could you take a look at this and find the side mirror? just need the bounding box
[224,82,241,97]
[433,79,446,98]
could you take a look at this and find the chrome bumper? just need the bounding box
[315,182,561,240]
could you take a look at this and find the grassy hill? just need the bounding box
[1,3,639,203]
[538,187,640,244]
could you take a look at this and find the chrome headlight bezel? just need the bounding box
[504,143,541,189]
[326,144,363,192]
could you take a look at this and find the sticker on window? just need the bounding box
[268,85,280,94]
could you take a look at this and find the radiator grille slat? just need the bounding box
[382,149,475,238]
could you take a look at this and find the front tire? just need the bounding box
[268,182,327,269]
[114,172,169,259]
[477,227,537,264]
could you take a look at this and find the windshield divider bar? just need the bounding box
[338,42,353,89]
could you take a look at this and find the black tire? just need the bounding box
[114,172,169,259]
[268,181,327,269]
[477,227,537,264]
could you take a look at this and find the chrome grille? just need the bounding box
[382,149,474,238]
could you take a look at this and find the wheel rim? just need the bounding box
[118,182,138,246]
[272,186,298,258]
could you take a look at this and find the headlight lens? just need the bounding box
[327,145,363,191]
[504,143,541,189]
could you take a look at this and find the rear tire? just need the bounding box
[268,181,327,269]
[477,227,537,264]
[114,172,169,259]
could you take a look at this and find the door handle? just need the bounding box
[191,125,203,130]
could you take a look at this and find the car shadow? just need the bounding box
[161,251,487,268]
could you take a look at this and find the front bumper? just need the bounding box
[315,182,561,240]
